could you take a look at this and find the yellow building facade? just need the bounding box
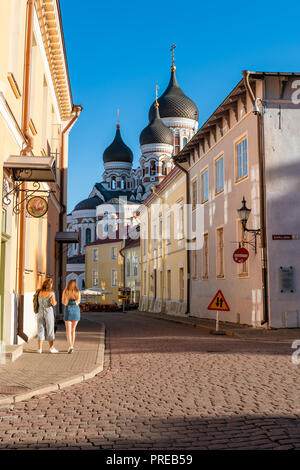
[1,0,80,345]
[121,238,140,304]
[85,239,124,306]
[139,167,188,315]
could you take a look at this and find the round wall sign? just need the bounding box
[27,196,48,218]
[233,247,249,264]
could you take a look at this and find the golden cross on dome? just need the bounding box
[155,85,159,107]
[170,43,176,70]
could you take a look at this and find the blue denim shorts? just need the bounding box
[64,300,81,322]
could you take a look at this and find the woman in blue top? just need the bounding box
[62,280,81,354]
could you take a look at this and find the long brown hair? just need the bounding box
[63,279,80,301]
[40,278,53,292]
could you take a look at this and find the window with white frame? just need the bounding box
[126,258,130,277]
[174,135,180,155]
[144,270,147,295]
[111,246,117,260]
[92,248,99,262]
[166,213,171,245]
[179,267,184,302]
[215,155,224,194]
[159,215,163,251]
[153,224,157,252]
[202,233,209,279]
[133,256,138,276]
[178,204,184,240]
[92,270,99,287]
[111,269,118,287]
[201,169,208,203]
[167,269,171,300]
[191,246,198,279]
[216,227,224,278]
[85,227,91,245]
[182,136,188,148]
[236,137,248,181]
[191,178,197,211]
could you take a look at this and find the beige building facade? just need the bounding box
[85,237,123,306]
[1,0,80,345]
[174,71,300,328]
[139,167,188,315]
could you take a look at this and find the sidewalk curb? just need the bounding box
[136,311,241,338]
[0,323,106,406]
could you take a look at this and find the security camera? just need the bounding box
[253,98,262,115]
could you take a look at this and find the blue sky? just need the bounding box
[61,0,300,211]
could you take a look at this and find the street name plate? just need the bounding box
[273,234,299,240]
[279,266,295,293]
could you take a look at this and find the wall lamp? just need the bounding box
[237,197,261,252]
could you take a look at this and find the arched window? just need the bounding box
[121,176,126,189]
[174,135,180,155]
[85,228,91,245]
[182,137,188,148]
[111,177,116,189]
[161,161,167,176]
[150,160,156,175]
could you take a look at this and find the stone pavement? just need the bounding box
[0,311,299,450]
[0,318,105,405]
[138,309,300,342]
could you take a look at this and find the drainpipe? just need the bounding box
[17,0,35,342]
[151,186,165,313]
[173,161,190,315]
[242,71,269,325]
[58,104,82,309]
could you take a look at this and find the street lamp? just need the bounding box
[237,196,261,252]
[237,197,251,231]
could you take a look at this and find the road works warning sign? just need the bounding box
[207,290,230,311]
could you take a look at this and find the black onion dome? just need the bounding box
[103,125,133,164]
[140,105,173,146]
[149,69,198,121]
[74,196,102,211]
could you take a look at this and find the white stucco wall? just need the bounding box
[263,77,300,328]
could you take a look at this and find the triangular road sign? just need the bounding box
[207,290,230,311]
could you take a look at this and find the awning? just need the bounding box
[55,232,79,243]
[4,155,56,182]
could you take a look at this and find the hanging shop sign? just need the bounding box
[233,247,249,264]
[26,196,48,218]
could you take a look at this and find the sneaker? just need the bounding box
[50,347,59,354]
[37,349,42,354]
[68,347,74,354]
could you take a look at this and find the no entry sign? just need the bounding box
[233,247,249,264]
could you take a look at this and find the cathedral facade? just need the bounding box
[66,57,199,289]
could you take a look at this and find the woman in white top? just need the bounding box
[37,278,58,353]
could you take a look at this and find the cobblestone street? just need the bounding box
[0,312,299,450]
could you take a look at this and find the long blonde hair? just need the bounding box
[40,278,53,292]
[63,280,80,301]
